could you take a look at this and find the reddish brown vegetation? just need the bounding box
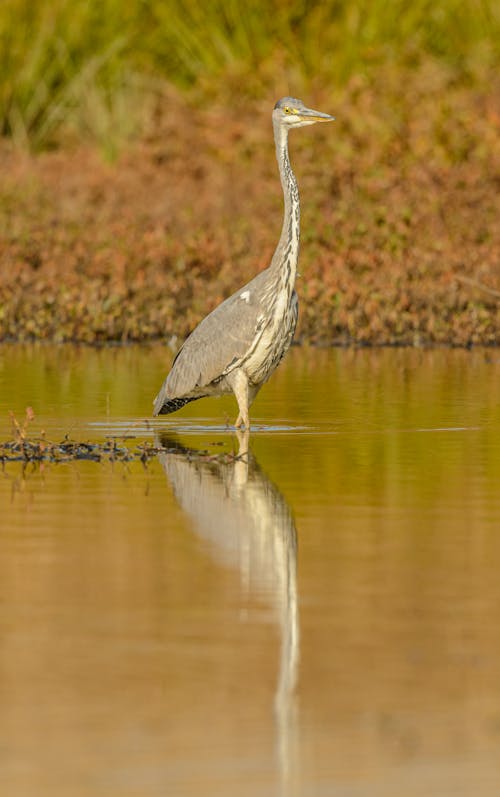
[0,65,498,345]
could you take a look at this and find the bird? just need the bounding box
[153,97,334,428]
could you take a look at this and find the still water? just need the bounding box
[1,344,499,797]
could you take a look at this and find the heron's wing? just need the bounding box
[166,273,268,398]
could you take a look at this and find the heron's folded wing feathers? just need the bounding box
[166,281,265,398]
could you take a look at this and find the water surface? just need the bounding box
[1,345,499,796]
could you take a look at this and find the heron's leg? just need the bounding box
[228,370,250,429]
[235,428,250,458]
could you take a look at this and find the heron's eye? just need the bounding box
[284,106,291,114]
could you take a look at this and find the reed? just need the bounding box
[0,0,498,148]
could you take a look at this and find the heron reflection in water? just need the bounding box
[153,98,334,428]
[156,430,299,786]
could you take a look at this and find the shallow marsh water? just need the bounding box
[1,344,499,797]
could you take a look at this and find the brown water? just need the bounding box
[1,344,499,797]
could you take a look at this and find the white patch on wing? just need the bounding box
[240,290,251,303]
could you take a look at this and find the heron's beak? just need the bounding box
[299,107,335,123]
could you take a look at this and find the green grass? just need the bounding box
[0,0,498,149]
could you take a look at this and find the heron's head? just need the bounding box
[273,97,334,129]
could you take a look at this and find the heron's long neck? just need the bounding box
[270,121,300,290]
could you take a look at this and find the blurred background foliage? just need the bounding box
[0,0,498,149]
[0,0,498,345]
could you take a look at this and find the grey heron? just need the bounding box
[153,97,334,427]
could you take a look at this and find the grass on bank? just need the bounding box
[1,50,498,346]
[0,1,498,346]
[0,0,498,149]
